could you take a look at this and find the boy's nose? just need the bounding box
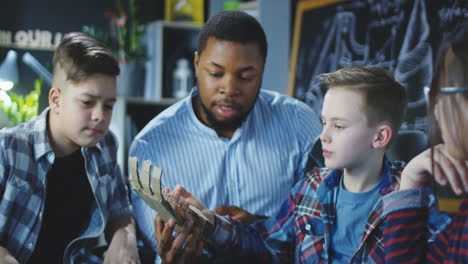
[92,107,105,122]
[319,126,331,143]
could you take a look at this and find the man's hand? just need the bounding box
[0,246,19,264]
[103,217,140,264]
[215,205,265,224]
[154,194,204,264]
[400,144,468,195]
[171,185,214,223]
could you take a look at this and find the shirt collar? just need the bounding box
[32,108,103,161]
[321,156,394,195]
[378,156,397,195]
[33,108,54,161]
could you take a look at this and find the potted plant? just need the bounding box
[107,0,146,62]
[0,78,42,127]
[84,0,147,97]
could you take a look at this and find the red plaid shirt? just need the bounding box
[383,190,467,263]
[210,159,407,263]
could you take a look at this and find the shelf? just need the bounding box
[117,96,179,106]
[111,96,177,174]
[144,21,201,100]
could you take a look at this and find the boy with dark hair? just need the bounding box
[0,32,139,264]
[155,66,410,263]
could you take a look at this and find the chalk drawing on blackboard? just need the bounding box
[289,0,466,130]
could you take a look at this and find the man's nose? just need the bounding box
[221,76,239,97]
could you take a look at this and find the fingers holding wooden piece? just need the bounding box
[141,160,153,194]
[151,166,163,199]
[129,157,142,189]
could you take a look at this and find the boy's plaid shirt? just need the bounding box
[211,158,408,263]
[0,109,133,263]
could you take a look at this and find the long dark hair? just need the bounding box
[429,21,468,164]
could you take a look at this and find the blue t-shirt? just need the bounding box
[330,175,383,263]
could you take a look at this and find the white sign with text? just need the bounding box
[0,29,63,51]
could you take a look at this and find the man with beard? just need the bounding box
[129,11,322,262]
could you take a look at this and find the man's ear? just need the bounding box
[194,51,199,73]
[372,124,392,149]
[49,87,61,114]
[434,100,440,121]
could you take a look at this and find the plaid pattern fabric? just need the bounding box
[383,190,466,263]
[0,109,133,263]
[211,158,405,263]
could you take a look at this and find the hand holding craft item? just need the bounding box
[128,157,213,235]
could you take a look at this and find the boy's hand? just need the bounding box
[0,246,19,264]
[154,193,205,264]
[103,230,140,264]
[215,205,264,224]
[103,217,140,264]
[400,144,468,195]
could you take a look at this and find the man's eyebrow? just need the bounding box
[209,61,224,68]
[209,61,257,72]
[239,66,256,72]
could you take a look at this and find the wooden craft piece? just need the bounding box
[128,157,213,235]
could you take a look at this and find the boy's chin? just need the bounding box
[77,137,102,148]
[324,160,341,170]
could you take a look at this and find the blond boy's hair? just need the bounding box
[318,67,407,137]
[53,32,119,85]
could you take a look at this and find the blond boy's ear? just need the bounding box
[49,87,61,114]
[372,124,392,149]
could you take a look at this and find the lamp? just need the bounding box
[0,50,19,91]
[22,52,52,87]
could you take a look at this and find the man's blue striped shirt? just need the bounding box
[129,89,322,251]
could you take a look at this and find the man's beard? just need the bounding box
[196,95,255,132]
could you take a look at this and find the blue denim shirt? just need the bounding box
[0,109,134,263]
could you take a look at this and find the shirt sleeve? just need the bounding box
[382,189,465,263]
[107,161,134,219]
[105,132,134,220]
[0,137,6,196]
[209,179,311,263]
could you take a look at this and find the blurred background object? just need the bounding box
[22,52,52,86]
[0,50,45,128]
[165,0,204,24]
[0,50,19,91]
[0,77,41,127]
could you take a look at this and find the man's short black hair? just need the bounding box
[197,11,267,63]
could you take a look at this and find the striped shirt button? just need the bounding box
[305,224,311,231]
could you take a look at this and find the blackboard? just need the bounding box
[289,0,468,131]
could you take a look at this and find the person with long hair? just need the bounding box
[383,23,468,263]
